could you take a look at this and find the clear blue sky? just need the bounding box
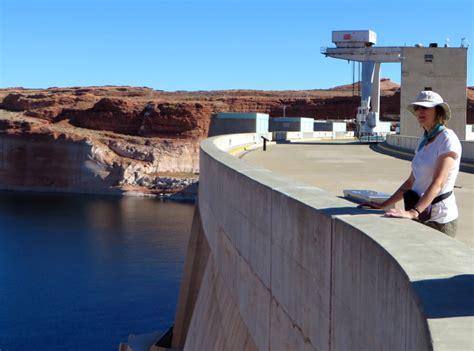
[0,0,472,91]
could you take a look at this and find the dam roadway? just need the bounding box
[242,141,474,248]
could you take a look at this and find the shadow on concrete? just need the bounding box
[320,206,385,216]
[370,142,414,162]
[413,275,474,318]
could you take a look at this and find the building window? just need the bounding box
[424,54,434,63]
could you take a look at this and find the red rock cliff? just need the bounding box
[0,82,472,197]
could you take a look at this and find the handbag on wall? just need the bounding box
[403,190,452,223]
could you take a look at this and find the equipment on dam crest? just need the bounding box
[269,117,314,141]
[343,189,391,206]
[209,112,269,138]
[322,29,469,140]
[322,30,394,137]
[332,30,376,48]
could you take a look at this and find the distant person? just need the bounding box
[364,91,462,237]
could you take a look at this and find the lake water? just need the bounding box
[0,192,194,351]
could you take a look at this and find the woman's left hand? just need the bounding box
[384,208,417,219]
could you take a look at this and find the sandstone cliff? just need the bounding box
[0,81,472,198]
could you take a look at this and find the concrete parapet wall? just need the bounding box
[180,133,473,350]
[386,134,474,160]
[273,131,354,142]
[386,134,420,151]
[461,140,474,160]
[314,131,354,139]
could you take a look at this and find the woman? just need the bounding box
[368,90,462,237]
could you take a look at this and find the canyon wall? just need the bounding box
[0,134,120,194]
[1,83,472,196]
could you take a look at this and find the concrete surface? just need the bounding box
[172,204,210,349]
[242,141,474,248]
[174,133,473,351]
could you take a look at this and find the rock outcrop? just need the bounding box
[0,82,472,198]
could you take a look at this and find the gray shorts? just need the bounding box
[423,218,458,238]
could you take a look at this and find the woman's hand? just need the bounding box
[384,208,418,219]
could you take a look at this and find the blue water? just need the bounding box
[0,192,194,351]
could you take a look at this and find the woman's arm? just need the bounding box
[385,152,457,219]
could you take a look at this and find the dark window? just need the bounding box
[424,87,432,91]
[424,54,434,63]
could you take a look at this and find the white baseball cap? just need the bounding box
[407,90,451,120]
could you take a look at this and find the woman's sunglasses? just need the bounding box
[413,106,431,111]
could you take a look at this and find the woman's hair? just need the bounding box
[435,105,448,125]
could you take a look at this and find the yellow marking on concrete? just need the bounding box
[227,144,257,156]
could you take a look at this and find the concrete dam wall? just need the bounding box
[172,133,473,350]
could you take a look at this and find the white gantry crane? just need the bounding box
[322,30,401,137]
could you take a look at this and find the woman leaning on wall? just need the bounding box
[364,90,462,237]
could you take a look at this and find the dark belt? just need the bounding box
[432,191,452,205]
[404,190,452,212]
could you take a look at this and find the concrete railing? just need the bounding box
[387,134,474,160]
[179,133,473,350]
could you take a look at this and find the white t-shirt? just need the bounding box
[411,129,462,223]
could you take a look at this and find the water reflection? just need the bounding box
[0,192,193,351]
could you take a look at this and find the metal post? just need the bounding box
[261,136,269,151]
[352,61,355,96]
